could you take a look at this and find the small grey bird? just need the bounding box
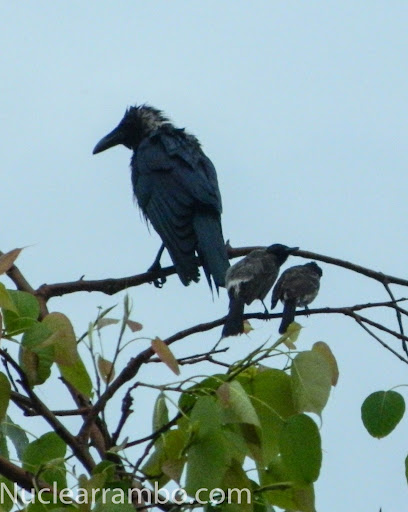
[222,244,299,338]
[93,104,229,291]
[271,261,323,334]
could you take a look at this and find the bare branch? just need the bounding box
[33,246,408,303]
[382,280,408,356]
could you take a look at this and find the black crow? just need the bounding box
[93,104,230,291]
[222,244,298,338]
[271,261,323,334]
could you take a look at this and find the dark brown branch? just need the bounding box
[10,390,90,417]
[352,314,408,363]
[126,413,182,448]
[149,347,229,365]
[382,280,408,356]
[0,455,52,493]
[34,246,408,303]
[112,391,134,446]
[0,350,96,473]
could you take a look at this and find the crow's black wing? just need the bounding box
[131,128,227,287]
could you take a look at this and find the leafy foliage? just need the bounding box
[1,241,407,512]
[361,390,405,438]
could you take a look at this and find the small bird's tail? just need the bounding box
[279,299,297,334]
[194,213,230,291]
[222,296,245,338]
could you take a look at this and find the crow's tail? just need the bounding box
[279,299,297,334]
[194,213,230,292]
[222,296,245,338]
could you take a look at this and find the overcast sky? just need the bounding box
[2,2,408,510]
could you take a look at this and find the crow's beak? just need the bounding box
[93,126,124,154]
[287,246,299,253]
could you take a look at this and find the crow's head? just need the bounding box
[266,244,299,265]
[93,104,170,154]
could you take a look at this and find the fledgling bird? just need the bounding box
[93,104,230,291]
[222,244,299,338]
[271,261,323,334]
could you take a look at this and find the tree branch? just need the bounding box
[0,350,96,473]
[0,455,52,494]
[0,250,48,317]
[33,246,408,303]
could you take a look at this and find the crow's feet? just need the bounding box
[261,300,269,317]
[148,261,167,288]
[148,245,167,288]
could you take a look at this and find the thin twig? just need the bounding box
[382,280,408,356]
[352,314,408,363]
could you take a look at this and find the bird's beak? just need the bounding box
[93,126,124,154]
[287,246,300,254]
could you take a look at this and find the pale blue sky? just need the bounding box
[2,2,408,510]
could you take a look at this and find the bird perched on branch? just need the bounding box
[271,261,323,334]
[222,244,298,338]
[93,104,230,291]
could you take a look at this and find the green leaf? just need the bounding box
[20,323,55,386]
[153,392,169,434]
[92,460,117,479]
[361,390,405,438]
[142,429,187,486]
[312,341,339,386]
[0,373,11,423]
[58,356,93,398]
[245,369,296,465]
[221,459,253,512]
[260,459,316,512]
[185,396,231,497]
[1,415,29,459]
[2,289,39,334]
[279,414,322,484]
[279,321,302,348]
[179,374,227,412]
[0,284,18,314]
[22,432,67,488]
[21,321,53,350]
[78,472,109,507]
[0,476,15,512]
[0,430,9,458]
[291,350,332,415]
[217,380,260,426]
[42,312,78,365]
[223,424,250,464]
[405,454,408,486]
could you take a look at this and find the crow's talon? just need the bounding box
[153,276,167,288]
